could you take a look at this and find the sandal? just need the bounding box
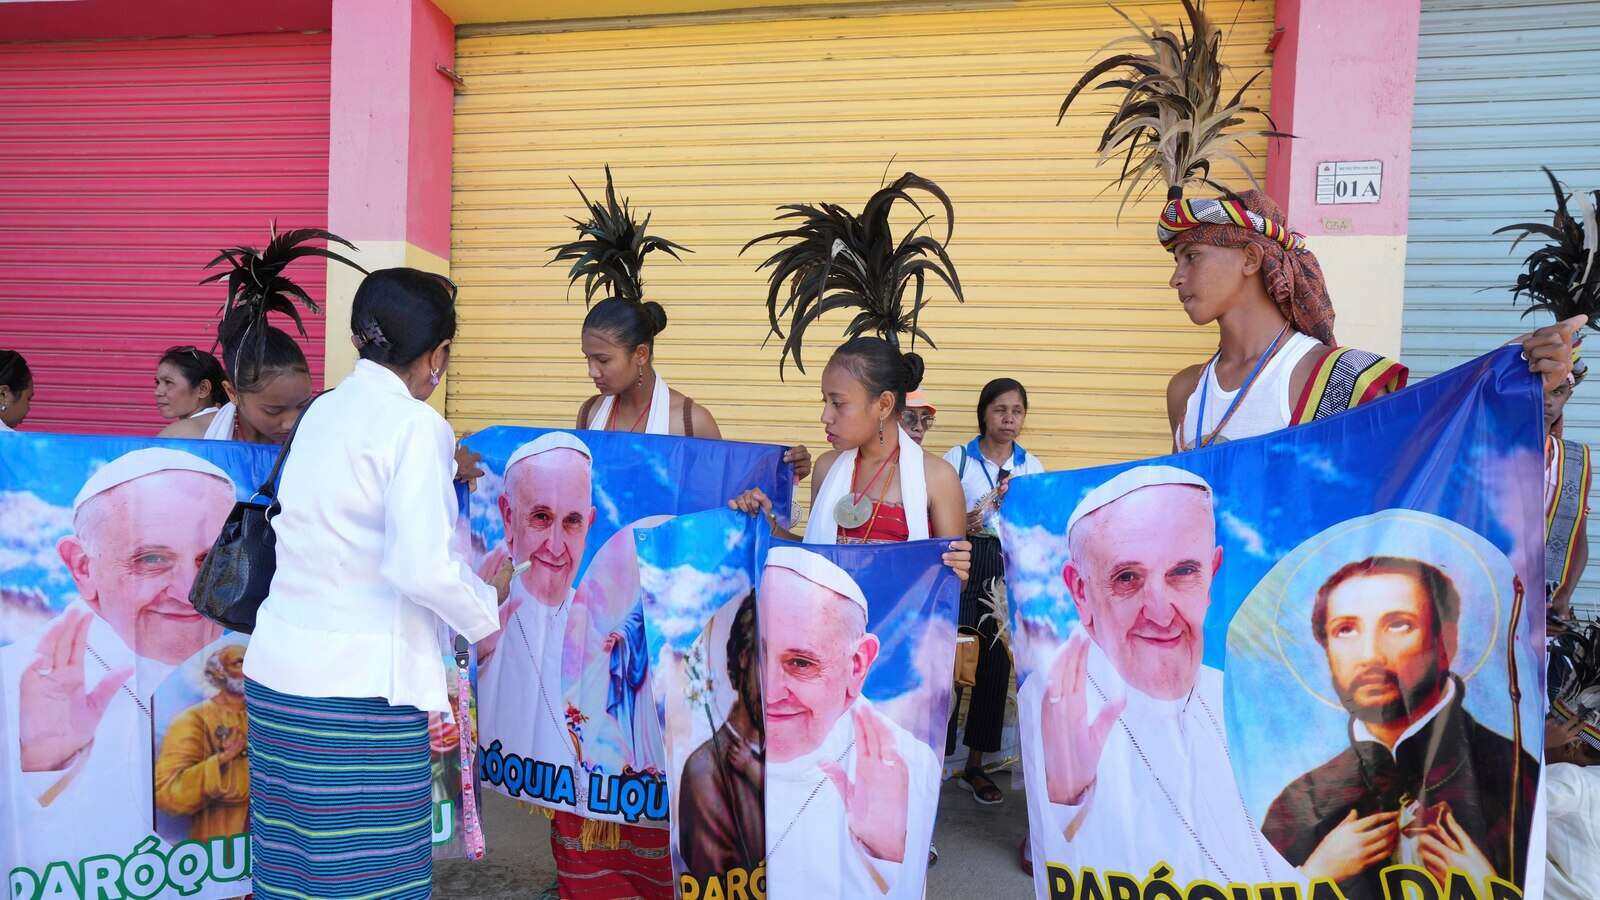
[957,767,1004,805]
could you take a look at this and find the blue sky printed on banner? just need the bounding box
[639,508,960,751]
[0,433,276,647]
[461,426,793,583]
[1001,346,1548,823]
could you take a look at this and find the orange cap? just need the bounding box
[905,389,936,414]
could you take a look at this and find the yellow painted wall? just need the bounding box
[449,0,1274,469]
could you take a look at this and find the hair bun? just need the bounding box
[642,301,668,336]
[899,351,925,393]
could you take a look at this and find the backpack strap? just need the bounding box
[257,391,326,517]
[958,446,969,479]
[682,397,695,437]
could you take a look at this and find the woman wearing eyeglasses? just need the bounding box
[941,377,1041,806]
[152,346,227,429]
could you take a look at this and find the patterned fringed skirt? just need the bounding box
[550,810,674,899]
[245,679,434,899]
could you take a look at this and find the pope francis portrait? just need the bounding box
[1019,465,1302,889]
[476,432,597,780]
[760,546,940,900]
[2,448,235,872]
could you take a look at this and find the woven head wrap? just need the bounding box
[1160,190,1336,346]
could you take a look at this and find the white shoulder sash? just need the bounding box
[202,402,236,441]
[805,426,930,543]
[586,373,673,435]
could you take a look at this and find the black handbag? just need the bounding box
[189,394,321,633]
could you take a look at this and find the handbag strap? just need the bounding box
[255,392,325,504]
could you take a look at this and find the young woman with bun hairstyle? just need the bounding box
[161,226,366,444]
[729,172,969,575]
[729,173,971,872]
[559,168,811,482]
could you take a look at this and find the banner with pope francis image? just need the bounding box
[0,434,269,900]
[0,432,494,900]
[461,427,793,826]
[634,508,959,900]
[1003,346,1548,900]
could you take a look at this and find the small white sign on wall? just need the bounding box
[1316,160,1383,205]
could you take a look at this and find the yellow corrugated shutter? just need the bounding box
[450,0,1274,469]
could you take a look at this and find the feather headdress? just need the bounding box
[202,222,365,338]
[1495,168,1600,331]
[742,172,964,378]
[201,222,366,375]
[549,166,690,305]
[1056,0,1284,212]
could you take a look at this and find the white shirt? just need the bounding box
[1545,762,1600,900]
[1175,330,1321,449]
[942,440,1045,512]
[1020,629,1299,891]
[1,608,198,878]
[477,582,584,796]
[245,360,499,713]
[765,699,940,900]
[0,418,12,432]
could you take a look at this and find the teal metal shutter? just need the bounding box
[1402,0,1600,612]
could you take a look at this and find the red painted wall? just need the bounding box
[0,32,333,435]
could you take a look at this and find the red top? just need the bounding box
[837,502,910,544]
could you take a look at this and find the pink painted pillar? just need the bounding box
[324,0,457,408]
[1268,0,1422,358]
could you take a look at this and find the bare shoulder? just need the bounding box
[674,390,721,439]
[810,449,842,497]
[575,394,602,429]
[159,417,208,439]
[923,450,960,487]
[1288,341,1336,405]
[1166,363,1206,428]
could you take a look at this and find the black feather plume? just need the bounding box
[1056,0,1287,212]
[1495,168,1600,330]
[742,172,964,379]
[201,222,366,376]
[549,166,690,304]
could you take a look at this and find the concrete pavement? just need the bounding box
[434,774,1034,899]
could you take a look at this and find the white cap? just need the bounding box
[1066,465,1212,540]
[74,448,235,512]
[764,546,869,618]
[506,432,593,472]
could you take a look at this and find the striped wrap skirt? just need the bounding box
[245,678,434,899]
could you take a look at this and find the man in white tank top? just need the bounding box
[1156,190,1578,450]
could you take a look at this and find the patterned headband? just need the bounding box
[1158,197,1307,252]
